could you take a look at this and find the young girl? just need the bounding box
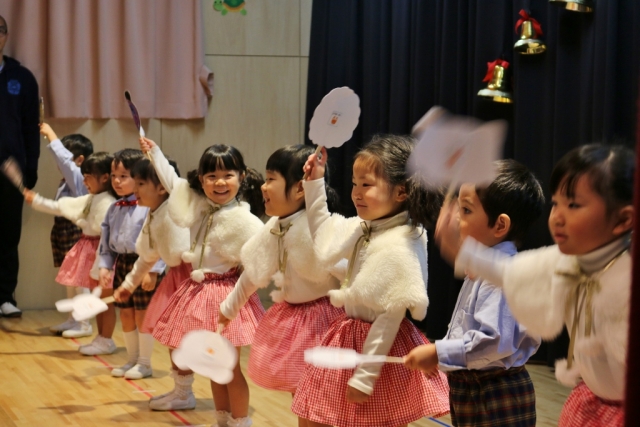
[454,144,633,427]
[112,157,194,409]
[291,135,450,427]
[40,123,94,336]
[219,145,344,425]
[24,152,116,337]
[141,137,265,427]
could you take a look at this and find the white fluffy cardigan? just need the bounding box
[168,179,264,281]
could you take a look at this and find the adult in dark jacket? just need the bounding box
[0,15,40,317]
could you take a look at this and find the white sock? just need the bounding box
[122,329,139,363]
[137,332,154,367]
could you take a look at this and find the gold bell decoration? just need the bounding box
[514,10,546,54]
[477,59,513,103]
[549,0,594,13]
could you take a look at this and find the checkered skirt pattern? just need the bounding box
[50,216,83,267]
[248,296,344,393]
[448,365,536,427]
[291,314,450,427]
[112,253,160,310]
[141,261,192,334]
[55,234,100,289]
[152,268,265,348]
[558,381,623,427]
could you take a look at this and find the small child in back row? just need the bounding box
[405,159,545,427]
[453,144,633,426]
[40,123,94,337]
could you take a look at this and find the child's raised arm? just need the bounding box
[43,123,86,197]
[140,137,179,193]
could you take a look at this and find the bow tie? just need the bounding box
[115,199,138,207]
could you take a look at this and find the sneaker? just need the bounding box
[61,322,93,338]
[0,302,22,318]
[79,336,116,355]
[50,318,78,334]
[124,363,152,379]
[111,361,137,377]
[149,390,196,411]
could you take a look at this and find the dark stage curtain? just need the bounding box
[304,0,640,359]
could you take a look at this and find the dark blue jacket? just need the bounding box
[0,55,40,188]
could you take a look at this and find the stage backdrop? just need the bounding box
[304,0,640,346]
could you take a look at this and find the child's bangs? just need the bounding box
[353,152,384,179]
[199,147,243,175]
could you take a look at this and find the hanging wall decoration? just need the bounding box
[514,10,546,54]
[478,59,513,103]
[213,0,247,15]
[549,0,594,13]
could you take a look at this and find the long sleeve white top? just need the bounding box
[120,200,191,292]
[31,192,115,236]
[456,234,630,401]
[302,178,430,396]
[220,209,341,320]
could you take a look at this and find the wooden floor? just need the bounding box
[0,311,571,426]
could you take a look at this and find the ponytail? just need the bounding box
[406,176,444,230]
[241,167,266,218]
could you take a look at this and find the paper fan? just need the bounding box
[408,107,506,189]
[304,346,403,369]
[172,330,237,384]
[308,87,360,149]
[55,287,113,321]
[1,158,25,192]
[124,90,145,137]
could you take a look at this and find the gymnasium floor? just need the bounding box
[0,311,571,426]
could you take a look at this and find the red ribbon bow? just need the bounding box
[515,9,543,37]
[115,199,139,207]
[483,59,510,82]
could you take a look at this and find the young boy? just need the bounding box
[41,123,95,337]
[79,149,165,381]
[405,159,545,427]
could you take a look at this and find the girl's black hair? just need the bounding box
[266,145,341,213]
[131,157,180,187]
[80,152,117,197]
[113,148,144,171]
[187,145,264,217]
[354,134,443,229]
[243,168,266,218]
[61,134,93,159]
[550,143,635,213]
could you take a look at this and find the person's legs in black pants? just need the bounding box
[0,174,24,309]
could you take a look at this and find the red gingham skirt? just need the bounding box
[55,234,100,289]
[558,381,623,427]
[248,296,344,393]
[141,262,192,334]
[152,268,265,348]
[291,313,450,427]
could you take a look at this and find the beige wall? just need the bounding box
[17,0,312,309]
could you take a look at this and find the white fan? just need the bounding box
[304,87,361,178]
[55,287,115,321]
[304,347,404,369]
[172,329,238,384]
